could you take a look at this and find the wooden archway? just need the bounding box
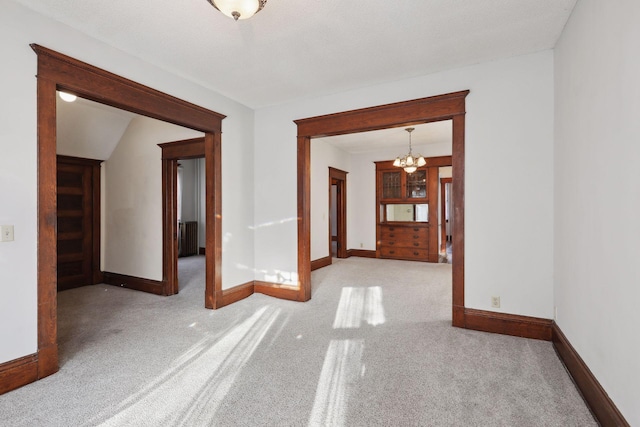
[294,91,468,325]
[32,45,225,380]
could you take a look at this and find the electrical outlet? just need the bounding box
[491,296,500,308]
[554,306,558,320]
[0,225,14,242]
[360,243,363,248]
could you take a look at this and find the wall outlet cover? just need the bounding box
[491,296,500,308]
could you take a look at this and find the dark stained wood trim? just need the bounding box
[254,281,303,302]
[103,272,166,296]
[552,324,630,427]
[37,75,59,379]
[207,132,223,309]
[0,354,38,395]
[451,114,465,327]
[159,138,205,160]
[199,247,206,255]
[31,45,225,132]
[55,155,103,166]
[296,91,468,315]
[328,167,348,259]
[219,282,255,307]
[33,45,225,381]
[161,158,179,295]
[464,308,553,341]
[440,177,452,255]
[311,256,332,271]
[346,249,377,258]
[294,91,469,137]
[297,136,312,302]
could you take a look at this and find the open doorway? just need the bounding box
[329,167,347,259]
[295,91,468,326]
[34,45,225,379]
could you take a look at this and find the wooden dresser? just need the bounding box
[375,158,448,263]
[378,223,429,261]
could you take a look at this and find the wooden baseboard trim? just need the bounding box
[346,249,377,258]
[463,308,553,341]
[219,281,255,307]
[254,281,302,301]
[0,354,38,395]
[552,323,629,426]
[311,256,332,271]
[199,247,205,255]
[103,272,165,296]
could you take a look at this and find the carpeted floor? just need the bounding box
[0,256,595,426]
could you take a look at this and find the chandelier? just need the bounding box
[393,128,426,173]
[206,0,267,21]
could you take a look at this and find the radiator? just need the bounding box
[179,221,198,257]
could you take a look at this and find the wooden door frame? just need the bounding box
[440,177,453,255]
[32,45,225,380]
[295,91,468,326]
[328,167,348,259]
[159,138,207,296]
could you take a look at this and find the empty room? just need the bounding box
[0,1,638,425]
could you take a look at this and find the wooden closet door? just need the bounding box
[56,161,94,291]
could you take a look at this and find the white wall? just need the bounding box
[0,1,255,364]
[179,159,199,222]
[103,117,201,280]
[310,142,350,261]
[255,50,555,317]
[554,1,640,424]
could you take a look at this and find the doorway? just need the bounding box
[440,177,453,263]
[295,91,468,326]
[159,138,206,296]
[329,167,347,259]
[33,45,225,379]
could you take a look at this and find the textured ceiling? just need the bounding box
[14,0,576,108]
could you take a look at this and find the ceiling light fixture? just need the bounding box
[393,128,426,173]
[58,91,77,103]
[206,0,267,21]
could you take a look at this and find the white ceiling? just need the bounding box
[13,0,576,109]
[317,121,452,154]
[56,94,137,159]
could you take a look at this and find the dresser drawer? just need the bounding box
[381,226,427,238]
[379,237,428,249]
[379,246,429,261]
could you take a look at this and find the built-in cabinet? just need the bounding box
[376,159,444,263]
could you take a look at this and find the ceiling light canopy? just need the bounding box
[393,128,426,173]
[207,0,267,21]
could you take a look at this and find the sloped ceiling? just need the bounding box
[13,0,576,108]
[56,95,136,160]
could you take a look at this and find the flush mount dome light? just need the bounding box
[206,0,267,21]
[58,91,77,102]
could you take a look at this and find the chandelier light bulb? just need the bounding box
[393,127,425,174]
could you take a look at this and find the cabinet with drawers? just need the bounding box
[375,159,442,263]
[378,224,429,261]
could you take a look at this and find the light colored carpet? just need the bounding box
[0,256,596,426]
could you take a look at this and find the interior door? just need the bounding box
[56,158,99,291]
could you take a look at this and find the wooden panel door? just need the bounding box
[56,157,100,291]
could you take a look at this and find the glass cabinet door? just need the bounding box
[406,170,427,199]
[382,171,401,199]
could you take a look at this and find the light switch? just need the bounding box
[0,225,14,242]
